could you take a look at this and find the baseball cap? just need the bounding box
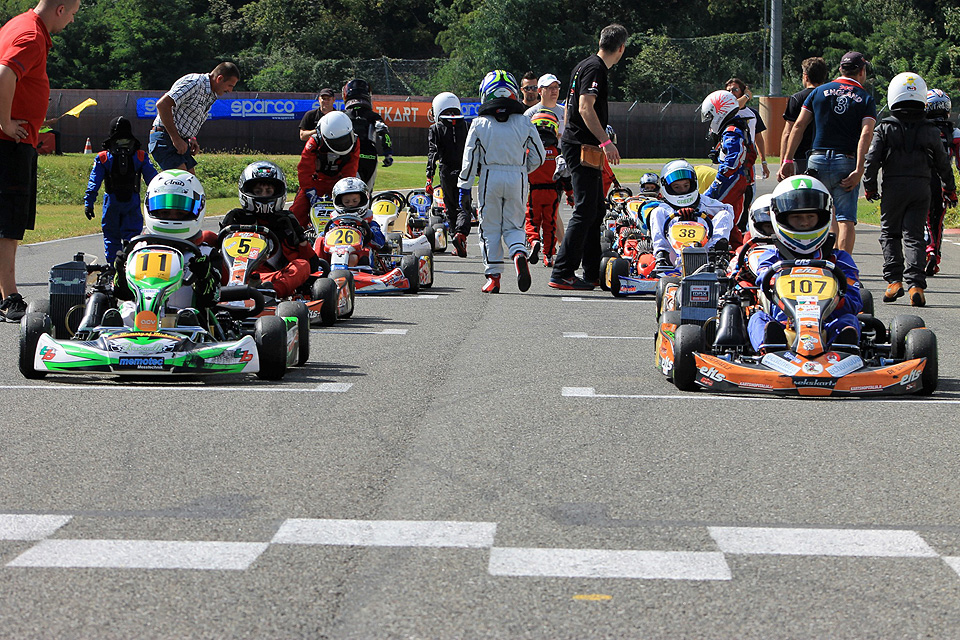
[538,73,561,89]
[318,88,335,97]
[839,52,867,70]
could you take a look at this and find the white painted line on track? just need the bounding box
[488,547,731,580]
[374,294,438,300]
[272,519,497,548]
[26,233,100,247]
[0,514,72,540]
[709,527,938,557]
[323,328,408,335]
[562,386,960,404]
[943,557,960,577]
[561,296,624,302]
[7,540,269,570]
[563,332,652,340]
[0,383,352,393]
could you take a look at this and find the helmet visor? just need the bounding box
[325,132,355,155]
[147,193,202,217]
[772,188,831,216]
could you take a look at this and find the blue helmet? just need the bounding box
[479,70,520,103]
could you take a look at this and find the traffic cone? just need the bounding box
[83,137,92,154]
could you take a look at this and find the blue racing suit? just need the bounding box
[747,247,862,352]
[85,149,158,262]
[705,124,753,228]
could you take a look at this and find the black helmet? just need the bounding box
[342,79,372,108]
[102,115,140,150]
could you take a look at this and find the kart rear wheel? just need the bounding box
[609,258,630,298]
[330,269,355,319]
[311,278,338,327]
[424,225,437,252]
[600,256,612,291]
[277,301,310,366]
[19,312,51,379]
[657,276,681,315]
[673,323,704,392]
[400,254,420,294]
[904,328,937,395]
[859,288,875,317]
[430,224,448,253]
[254,315,287,380]
[889,314,925,360]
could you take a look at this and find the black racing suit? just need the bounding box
[427,116,471,236]
[345,103,392,191]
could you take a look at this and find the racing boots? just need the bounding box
[527,239,541,265]
[514,253,531,292]
[909,286,926,307]
[452,233,468,258]
[833,326,861,354]
[481,274,501,293]
[882,282,904,302]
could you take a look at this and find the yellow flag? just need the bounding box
[63,98,97,118]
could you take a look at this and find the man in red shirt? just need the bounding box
[0,0,79,321]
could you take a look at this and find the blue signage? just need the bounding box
[136,97,345,120]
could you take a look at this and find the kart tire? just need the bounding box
[600,229,616,254]
[609,258,630,298]
[26,298,50,316]
[599,256,612,291]
[254,315,287,380]
[658,310,682,356]
[19,312,51,379]
[400,254,420,295]
[673,323,704,392]
[424,225,437,252]
[430,224,447,253]
[904,328,937,395]
[330,269,355,319]
[859,288,875,317]
[657,276,681,315]
[311,277,338,327]
[277,301,310,366]
[889,314,925,360]
[430,215,446,227]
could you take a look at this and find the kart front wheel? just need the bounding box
[673,323,704,392]
[19,312,51,379]
[400,255,420,295]
[656,276,681,316]
[277,301,310,366]
[255,315,287,380]
[609,258,630,298]
[311,278,338,327]
[904,327,937,395]
[330,269,355,319]
[859,288,875,317]
[889,314,925,360]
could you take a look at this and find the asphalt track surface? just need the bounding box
[2,183,960,637]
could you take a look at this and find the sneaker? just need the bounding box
[481,274,501,293]
[0,293,26,322]
[543,254,554,268]
[548,276,595,291]
[882,282,904,302]
[452,233,467,258]
[527,239,541,264]
[925,254,939,277]
[909,286,925,307]
[514,253,531,292]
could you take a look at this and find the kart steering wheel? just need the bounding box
[760,259,849,299]
[662,211,714,242]
[606,187,633,206]
[372,190,407,208]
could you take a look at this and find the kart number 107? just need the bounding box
[776,275,837,300]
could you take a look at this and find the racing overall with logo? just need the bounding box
[346,104,392,192]
[427,116,471,237]
[526,143,570,260]
[705,122,755,246]
[926,119,960,267]
[289,136,361,228]
[649,195,735,266]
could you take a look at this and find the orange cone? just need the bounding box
[83,137,92,154]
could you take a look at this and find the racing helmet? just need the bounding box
[342,78,372,108]
[659,160,700,208]
[887,72,927,110]
[605,124,617,145]
[318,110,357,156]
[747,193,775,240]
[238,160,286,215]
[432,92,463,120]
[769,176,833,255]
[640,172,660,193]
[925,88,952,119]
[700,90,740,136]
[143,170,206,239]
[531,108,559,146]
[332,176,370,219]
[479,70,520,103]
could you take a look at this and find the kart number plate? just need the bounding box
[131,249,180,281]
[408,193,431,207]
[669,222,707,246]
[776,272,837,301]
[223,233,267,259]
[328,228,362,246]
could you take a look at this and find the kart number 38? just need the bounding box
[669,223,707,246]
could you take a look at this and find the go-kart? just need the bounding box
[321,212,432,294]
[372,190,446,254]
[655,256,937,396]
[218,224,354,327]
[306,195,335,246]
[20,236,306,380]
[599,196,663,297]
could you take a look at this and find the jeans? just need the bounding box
[807,152,858,222]
[149,130,197,171]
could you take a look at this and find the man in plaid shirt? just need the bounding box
[149,62,239,172]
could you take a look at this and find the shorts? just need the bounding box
[0,140,38,240]
[149,130,197,171]
[807,152,858,223]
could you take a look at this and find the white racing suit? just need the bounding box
[459,110,545,275]
[650,195,735,265]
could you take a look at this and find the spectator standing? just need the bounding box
[299,87,336,142]
[778,51,877,254]
[780,57,828,175]
[520,72,539,109]
[150,62,240,173]
[524,73,565,134]
[0,0,79,321]
[549,23,627,290]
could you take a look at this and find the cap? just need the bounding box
[318,88,335,97]
[537,73,561,89]
[839,52,867,70]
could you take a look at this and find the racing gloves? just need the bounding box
[382,155,394,168]
[425,177,433,195]
[945,189,958,208]
[304,188,319,205]
[864,190,880,202]
[190,255,221,308]
[84,205,95,220]
[459,188,471,210]
[677,207,697,221]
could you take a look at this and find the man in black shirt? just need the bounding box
[780,57,827,174]
[549,23,627,290]
[298,88,336,142]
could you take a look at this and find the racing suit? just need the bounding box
[926,118,960,267]
[345,102,392,192]
[458,98,545,276]
[427,116,471,237]
[84,148,158,263]
[649,194,735,266]
[289,136,361,229]
[705,121,755,245]
[221,208,318,297]
[747,246,862,352]
[526,142,571,261]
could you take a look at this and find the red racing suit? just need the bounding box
[526,144,571,257]
[289,136,361,228]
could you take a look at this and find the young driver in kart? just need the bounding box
[747,176,863,354]
[312,177,385,268]
[220,161,319,296]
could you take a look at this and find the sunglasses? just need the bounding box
[522,86,538,92]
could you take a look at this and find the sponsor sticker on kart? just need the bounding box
[117,356,166,370]
[761,353,801,376]
[850,384,884,392]
[825,355,863,377]
[801,361,824,375]
[793,377,838,389]
[690,285,710,302]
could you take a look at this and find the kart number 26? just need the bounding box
[328,228,361,246]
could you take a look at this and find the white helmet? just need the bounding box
[748,193,774,240]
[926,89,952,118]
[238,160,286,215]
[332,177,370,219]
[887,72,927,110]
[640,172,659,193]
[143,170,206,239]
[659,160,699,208]
[770,176,833,255]
[318,111,357,156]
[700,90,741,135]
[432,92,462,120]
